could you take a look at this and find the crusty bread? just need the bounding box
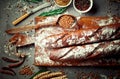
[34,16,120,66]
[49,39,120,62]
[77,16,120,29]
[9,33,34,47]
[41,23,120,48]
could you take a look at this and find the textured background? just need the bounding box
[0,0,120,79]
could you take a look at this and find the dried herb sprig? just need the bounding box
[39,7,67,16]
[23,0,43,3]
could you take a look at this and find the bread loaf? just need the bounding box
[77,16,120,29]
[34,16,120,66]
[41,23,120,48]
[9,33,35,47]
[49,40,120,62]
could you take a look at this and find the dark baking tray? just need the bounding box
[0,0,120,79]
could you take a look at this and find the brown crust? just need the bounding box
[49,40,120,62]
[77,16,120,29]
[35,16,46,24]
[9,33,34,47]
[6,26,36,34]
[34,16,120,66]
[41,23,120,48]
[34,57,120,66]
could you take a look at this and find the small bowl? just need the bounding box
[73,0,93,13]
[57,14,77,29]
[54,0,72,7]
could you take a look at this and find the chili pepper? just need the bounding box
[2,57,19,63]
[0,69,15,76]
[8,57,25,68]
[39,7,67,16]
[2,67,16,75]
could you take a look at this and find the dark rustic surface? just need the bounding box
[0,0,120,79]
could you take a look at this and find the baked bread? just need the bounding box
[34,16,120,66]
[49,39,120,62]
[41,23,120,48]
[7,16,120,66]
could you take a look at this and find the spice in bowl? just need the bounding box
[54,0,72,7]
[58,15,76,29]
[73,0,93,13]
[75,0,90,11]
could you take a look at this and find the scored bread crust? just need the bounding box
[41,23,120,48]
[34,16,120,66]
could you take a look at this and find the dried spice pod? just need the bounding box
[0,69,15,76]
[2,67,16,75]
[8,57,25,68]
[2,57,19,63]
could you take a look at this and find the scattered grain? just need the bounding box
[19,65,34,75]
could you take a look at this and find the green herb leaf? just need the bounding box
[23,0,43,3]
[39,7,67,16]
